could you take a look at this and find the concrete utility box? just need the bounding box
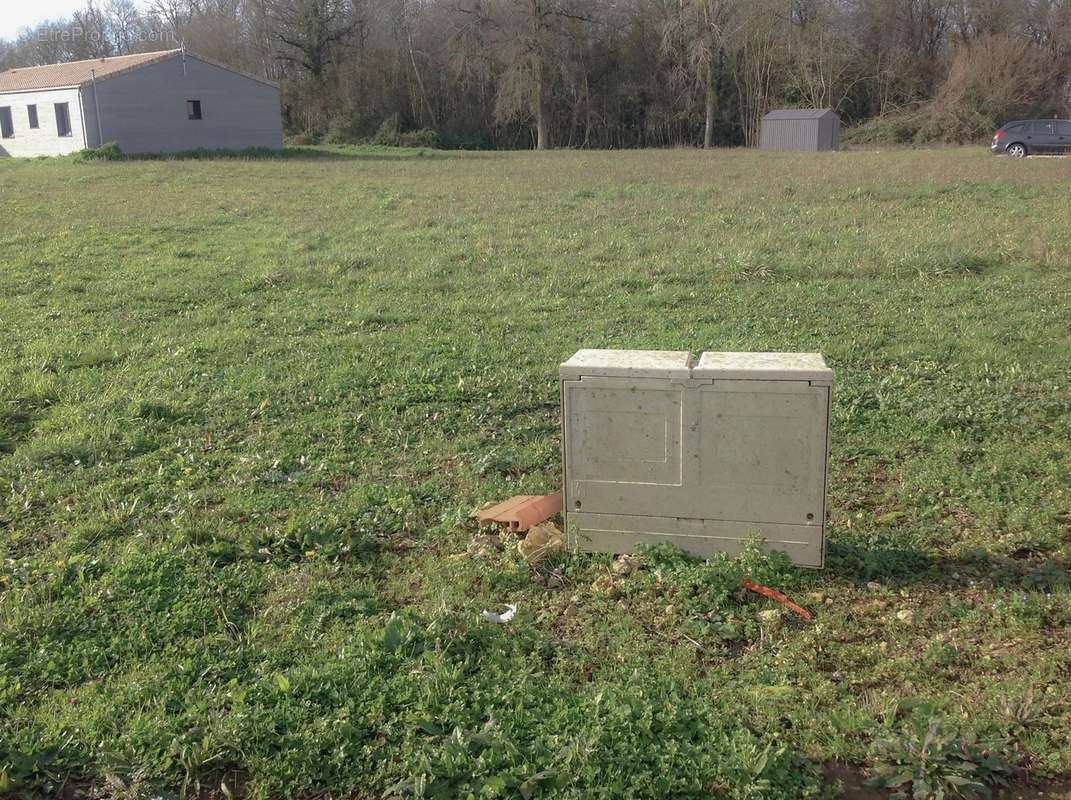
[560,350,832,567]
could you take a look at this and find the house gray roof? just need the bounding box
[0,50,180,93]
[763,108,838,120]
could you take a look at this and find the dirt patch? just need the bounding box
[822,763,1071,799]
[994,778,1071,799]
[822,763,887,799]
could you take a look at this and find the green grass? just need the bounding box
[1,145,1069,799]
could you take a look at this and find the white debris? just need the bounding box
[481,604,517,624]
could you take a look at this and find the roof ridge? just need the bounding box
[0,49,278,94]
[0,49,180,74]
[0,49,184,93]
[182,52,279,89]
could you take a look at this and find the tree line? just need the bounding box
[2,0,1070,149]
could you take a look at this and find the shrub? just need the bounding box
[76,142,123,161]
[323,112,378,144]
[130,147,281,160]
[844,35,1057,146]
[286,132,319,146]
[867,715,1013,799]
[842,108,927,146]
[397,128,439,148]
[919,35,1055,143]
[368,114,440,148]
[370,113,402,145]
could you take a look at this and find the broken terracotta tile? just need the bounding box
[477,491,562,533]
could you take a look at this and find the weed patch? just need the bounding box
[1,145,1069,797]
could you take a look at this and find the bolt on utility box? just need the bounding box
[559,349,832,567]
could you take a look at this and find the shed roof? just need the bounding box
[0,50,180,93]
[763,108,837,121]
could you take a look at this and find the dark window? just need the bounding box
[1005,123,1024,132]
[27,104,38,129]
[1055,121,1071,136]
[0,106,12,138]
[186,100,202,120]
[55,102,71,137]
[1031,121,1054,135]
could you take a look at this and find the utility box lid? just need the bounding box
[559,349,693,380]
[692,351,832,383]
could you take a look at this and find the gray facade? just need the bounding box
[759,108,840,151]
[83,54,282,153]
[0,51,282,157]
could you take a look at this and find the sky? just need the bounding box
[0,0,101,42]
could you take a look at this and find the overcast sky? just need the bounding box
[1,0,100,42]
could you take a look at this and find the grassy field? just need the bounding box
[1,145,1070,799]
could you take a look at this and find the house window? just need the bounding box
[55,102,71,137]
[27,104,38,128]
[187,100,202,120]
[0,107,12,138]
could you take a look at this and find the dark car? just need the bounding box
[992,119,1071,157]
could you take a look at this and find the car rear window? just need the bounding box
[1005,123,1025,132]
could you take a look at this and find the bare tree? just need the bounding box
[732,0,784,146]
[106,0,143,54]
[3,0,1070,148]
[70,2,116,58]
[662,0,735,147]
[258,0,355,78]
[489,0,596,149]
[785,3,866,112]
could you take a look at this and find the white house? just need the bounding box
[0,49,283,157]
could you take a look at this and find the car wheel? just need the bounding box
[1007,143,1027,158]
